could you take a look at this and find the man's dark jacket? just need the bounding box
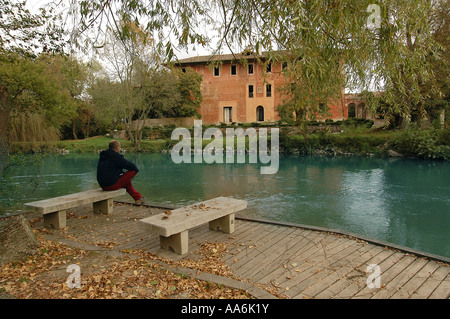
[97,149,139,187]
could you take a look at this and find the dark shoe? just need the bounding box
[135,198,146,205]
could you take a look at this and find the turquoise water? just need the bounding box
[2,153,449,258]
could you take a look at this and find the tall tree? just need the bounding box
[94,21,158,148]
[68,0,447,128]
[0,0,65,177]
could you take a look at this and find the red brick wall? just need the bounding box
[177,60,350,124]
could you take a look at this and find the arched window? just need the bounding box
[256,106,264,122]
[348,103,356,118]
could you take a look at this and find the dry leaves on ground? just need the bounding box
[0,233,251,299]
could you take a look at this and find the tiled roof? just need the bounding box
[173,51,284,65]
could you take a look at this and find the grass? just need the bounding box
[11,136,171,154]
[10,126,449,160]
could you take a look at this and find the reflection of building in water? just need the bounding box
[200,162,262,199]
[200,159,299,201]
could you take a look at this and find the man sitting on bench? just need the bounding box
[97,140,145,205]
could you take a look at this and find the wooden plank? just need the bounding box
[331,248,395,298]
[275,236,356,288]
[404,265,448,299]
[282,240,362,298]
[315,245,385,298]
[232,226,297,271]
[428,267,450,299]
[295,243,381,299]
[370,257,428,299]
[390,260,441,299]
[352,253,415,299]
[260,231,332,286]
[224,224,280,264]
[237,227,300,279]
[251,229,320,283]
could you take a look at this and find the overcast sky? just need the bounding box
[24,0,368,93]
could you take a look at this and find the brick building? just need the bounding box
[174,52,366,125]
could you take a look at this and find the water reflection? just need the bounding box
[339,168,389,239]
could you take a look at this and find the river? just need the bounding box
[2,153,449,258]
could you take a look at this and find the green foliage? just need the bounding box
[144,68,202,119]
[141,68,182,119]
[341,118,375,129]
[389,127,450,160]
[280,129,392,156]
[173,68,202,118]
[0,52,76,127]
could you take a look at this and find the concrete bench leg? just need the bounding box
[44,210,66,229]
[209,213,235,234]
[160,230,188,255]
[93,198,113,215]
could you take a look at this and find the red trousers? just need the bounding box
[101,170,141,201]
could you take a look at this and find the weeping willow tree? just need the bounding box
[214,0,446,127]
[65,0,447,128]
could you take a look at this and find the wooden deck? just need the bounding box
[27,202,449,299]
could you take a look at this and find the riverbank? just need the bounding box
[10,126,450,160]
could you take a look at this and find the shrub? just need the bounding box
[342,118,374,129]
[389,127,450,160]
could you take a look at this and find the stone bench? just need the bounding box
[138,197,247,255]
[23,188,126,229]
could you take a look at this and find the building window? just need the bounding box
[249,85,254,98]
[231,65,237,75]
[224,107,232,122]
[319,102,329,114]
[266,84,272,97]
[248,64,254,74]
[214,66,220,76]
[348,103,356,118]
[181,68,186,73]
[256,106,264,122]
[282,62,288,71]
[266,63,272,73]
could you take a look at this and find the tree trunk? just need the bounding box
[0,85,11,178]
[0,214,40,265]
[440,109,446,128]
[72,118,78,140]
